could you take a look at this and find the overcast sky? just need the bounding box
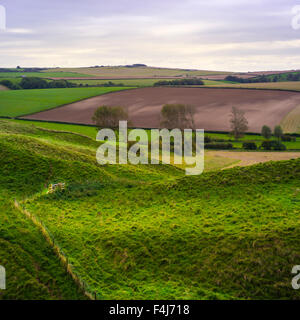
[0,0,299,71]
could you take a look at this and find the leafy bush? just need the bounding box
[0,80,21,90]
[261,140,287,150]
[282,135,296,142]
[20,77,49,89]
[205,143,233,150]
[154,79,204,86]
[243,142,257,150]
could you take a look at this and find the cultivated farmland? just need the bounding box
[0,71,91,78]
[42,66,233,78]
[0,87,132,117]
[23,87,300,133]
[205,81,300,92]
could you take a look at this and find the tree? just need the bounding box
[274,125,283,142]
[229,107,248,139]
[261,125,272,140]
[160,104,196,130]
[20,77,48,89]
[92,106,129,129]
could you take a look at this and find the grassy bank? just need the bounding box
[0,120,299,300]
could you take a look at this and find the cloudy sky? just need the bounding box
[0,0,300,71]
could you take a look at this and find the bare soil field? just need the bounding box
[0,85,9,91]
[23,87,300,133]
[207,151,300,169]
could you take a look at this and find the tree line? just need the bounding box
[0,77,78,90]
[154,79,204,86]
[92,104,294,151]
[225,72,300,84]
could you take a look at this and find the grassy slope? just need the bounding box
[9,119,300,150]
[1,120,300,300]
[0,195,87,300]
[0,87,132,117]
[43,67,232,78]
[68,79,223,87]
[0,72,91,78]
[259,71,300,82]
[23,159,300,300]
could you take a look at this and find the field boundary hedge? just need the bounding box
[13,200,99,300]
[1,117,300,137]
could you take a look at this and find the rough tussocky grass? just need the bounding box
[1,120,300,300]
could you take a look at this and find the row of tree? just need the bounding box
[93,104,246,141]
[0,77,77,90]
[225,72,300,84]
[92,105,294,146]
[154,79,204,86]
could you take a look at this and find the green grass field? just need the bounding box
[1,119,300,300]
[9,119,300,150]
[0,120,300,299]
[0,87,132,117]
[69,79,224,87]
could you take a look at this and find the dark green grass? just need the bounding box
[0,87,133,117]
[1,120,300,300]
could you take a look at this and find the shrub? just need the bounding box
[205,143,233,150]
[204,136,212,143]
[0,80,22,90]
[261,140,287,151]
[243,142,257,150]
[154,79,204,86]
[282,135,296,142]
[20,77,49,89]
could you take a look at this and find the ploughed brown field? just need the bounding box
[23,87,300,132]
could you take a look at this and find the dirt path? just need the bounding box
[23,87,300,133]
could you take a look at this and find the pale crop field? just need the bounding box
[42,67,233,78]
[205,81,300,91]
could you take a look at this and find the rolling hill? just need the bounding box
[1,120,300,300]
